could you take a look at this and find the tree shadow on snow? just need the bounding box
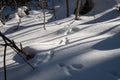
[57,55,120,80]
[13,53,26,64]
[1,31,120,80]
[92,32,120,50]
[4,22,43,35]
[82,9,120,25]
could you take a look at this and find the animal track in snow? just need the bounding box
[58,63,83,76]
[69,64,84,71]
[64,28,73,35]
[33,50,54,67]
[42,50,54,63]
[63,27,80,36]
[58,37,69,45]
[59,37,69,45]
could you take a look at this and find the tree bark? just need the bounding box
[75,0,81,20]
[42,8,46,30]
[52,0,56,19]
[66,0,69,17]
[3,44,7,80]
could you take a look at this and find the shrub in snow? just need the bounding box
[17,8,27,17]
[17,6,31,17]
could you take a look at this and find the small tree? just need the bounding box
[52,0,56,19]
[39,0,48,30]
[42,8,46,30]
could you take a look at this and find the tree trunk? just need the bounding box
[3,44,7,80]
[66,0,69,17]
[52,0,56,19]
[42,8,46,30]
[75,0,81,20]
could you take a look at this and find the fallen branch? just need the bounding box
[0,31,35,70]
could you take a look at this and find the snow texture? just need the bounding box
[0,0,120,80]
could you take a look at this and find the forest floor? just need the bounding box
[0,0,120,80]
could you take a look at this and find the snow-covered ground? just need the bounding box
[0,0,120,80]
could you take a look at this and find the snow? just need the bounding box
[0,0,120,80]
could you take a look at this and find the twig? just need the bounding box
[3,40,7,80]
[11,45,35,70]
[0,31,35,70]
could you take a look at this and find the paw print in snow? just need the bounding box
[34,50,54,67]
[58,63,83,76]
